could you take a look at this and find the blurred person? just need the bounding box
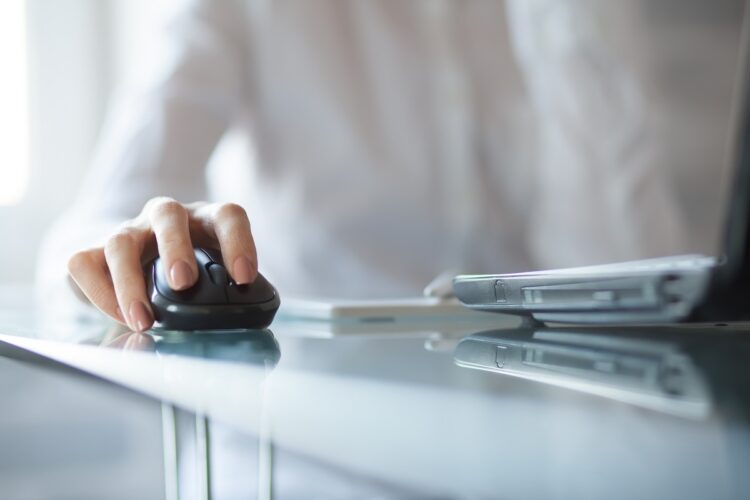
[38,0,689,333]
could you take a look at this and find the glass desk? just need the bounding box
[1,301,749,500]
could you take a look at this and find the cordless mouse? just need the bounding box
[145,248,280,331]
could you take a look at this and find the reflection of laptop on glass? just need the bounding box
[454,8,750,325]
[453,327,712,418]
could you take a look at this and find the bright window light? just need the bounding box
[0,1,30,206]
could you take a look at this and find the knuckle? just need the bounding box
[183,201,208,213]
[145,196,176,210]
[215,203,248,224]
[67,250,95,275]
[150,198,186,221]
[104,231,136,255]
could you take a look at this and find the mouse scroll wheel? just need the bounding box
[206,263,229,286]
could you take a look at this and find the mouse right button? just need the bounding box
[227,274,276,304]
[207,263,229,286]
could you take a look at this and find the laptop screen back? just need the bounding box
[714,0,750,291]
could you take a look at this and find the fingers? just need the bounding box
[67,249,126,325]
[145,197,198,290]
[196,202,258,284]
[67,199,255,333]
[104,228,154,332]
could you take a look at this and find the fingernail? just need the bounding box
[129,301,153,333]
[233,255,256,285]
[170,260,194,290]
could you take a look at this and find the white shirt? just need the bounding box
[41,0,693,300]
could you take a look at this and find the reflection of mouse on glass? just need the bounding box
[153,329,281,368]
[145,248,280,331]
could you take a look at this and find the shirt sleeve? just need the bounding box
[506,0,689,268]
[36,0,251,318]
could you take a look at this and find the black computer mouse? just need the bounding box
[145,248,280,331]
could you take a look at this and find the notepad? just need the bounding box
[277,297,496,323]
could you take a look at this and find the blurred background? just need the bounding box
[0,1,178,291]
[1,0,253,292]
[0,0,744,291]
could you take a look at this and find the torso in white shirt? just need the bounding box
[68,0,720,299]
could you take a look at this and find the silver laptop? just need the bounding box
[453,7,750,325]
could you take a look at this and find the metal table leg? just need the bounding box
[161,403,180,500]
[195,413,213,500]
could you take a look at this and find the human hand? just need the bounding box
[67,197,257,332]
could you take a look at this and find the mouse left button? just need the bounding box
[152,253,228,305]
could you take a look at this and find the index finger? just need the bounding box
[145,197,198,290]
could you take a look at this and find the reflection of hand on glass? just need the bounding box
[67,197,257,333]
[103,329,156,352]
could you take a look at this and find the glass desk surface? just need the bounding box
[1,298,750,500]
